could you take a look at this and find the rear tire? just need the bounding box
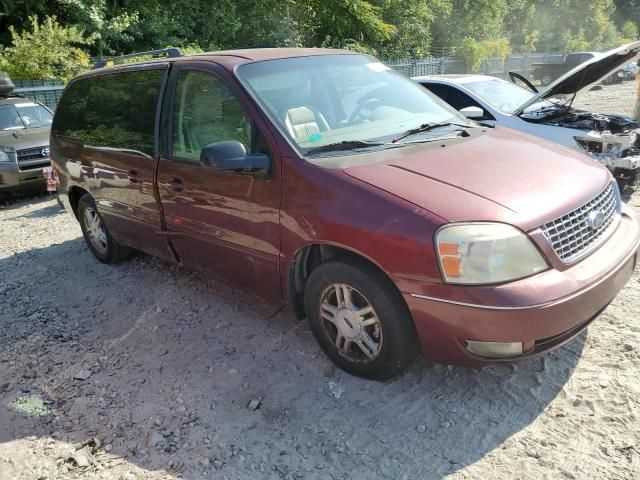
[304,257,420,380]
[77,193,132,264]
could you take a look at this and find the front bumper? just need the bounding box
[403,208,640,366]
[0,164,46,194]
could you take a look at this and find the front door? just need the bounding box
[157,64,281,299]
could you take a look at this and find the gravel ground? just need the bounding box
[0,81,639,480]
[573,79,638,117]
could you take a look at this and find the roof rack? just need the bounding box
[93,48,182,69]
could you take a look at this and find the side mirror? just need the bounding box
[200,140,270,175]
[459,106,485,120]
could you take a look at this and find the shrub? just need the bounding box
[0,16,90,82]
[457,37,511,72]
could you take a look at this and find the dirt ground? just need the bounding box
[1,80,640,480]
[573,79,638,117]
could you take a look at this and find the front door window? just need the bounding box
[172,70,251,163]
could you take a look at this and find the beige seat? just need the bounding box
[284,107,329,142]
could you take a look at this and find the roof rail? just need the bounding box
[93,48,182,69]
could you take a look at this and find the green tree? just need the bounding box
[294,0,395,51]
[0,15,90,81]
[614,0,640,39]
[0,0,51,46]
[621,20,639,41]
[0,0,636,64]
[58,0,139,57]
[375,0,451,57]
[504,0,539,52]
[525,0,622,52]
[431,0,509,48]
[457,37,511,71]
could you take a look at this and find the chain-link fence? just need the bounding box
[385,52,567,79]
[13,79,65,110]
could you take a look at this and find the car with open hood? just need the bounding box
[0,71,53,196]
[415,41,640,189]
[50,48,640,380]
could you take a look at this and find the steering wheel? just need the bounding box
[348,98,382,124]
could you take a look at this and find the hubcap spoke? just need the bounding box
[335,333,350,354]
[360,317,377,327]
[320,303,338,324]
[356,332,379,360]
[84,207,108,253]
[335,284,353,308]
[97,229,107,246]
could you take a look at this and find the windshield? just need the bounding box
[237,54,466,155]
[462,79,537,114]
[0,102,53,131]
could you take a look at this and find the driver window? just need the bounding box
[422,83,493,120]
[172,70,251,163]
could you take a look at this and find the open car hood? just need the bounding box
[514,40,640,115]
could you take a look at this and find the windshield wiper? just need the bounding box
[391,122,471,143]
[305,140,386,155]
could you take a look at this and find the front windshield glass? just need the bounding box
[462,79,537,114]
[237,54,467,155]
[0,102,53,131]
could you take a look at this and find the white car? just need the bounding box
[414,41,640,189]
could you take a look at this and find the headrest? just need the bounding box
[286,107,316,125]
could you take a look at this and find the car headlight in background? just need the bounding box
[436,223,548,285]
[0,145,14,163]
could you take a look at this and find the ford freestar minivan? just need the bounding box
[50,48,640,380]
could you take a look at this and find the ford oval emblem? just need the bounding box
[586,210,605,230]
[41,147,50,157]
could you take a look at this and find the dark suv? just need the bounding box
[50,49,639,380]
[0,72,53,196]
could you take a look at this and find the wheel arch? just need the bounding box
[286,242,402,320]
[67,185,90,220]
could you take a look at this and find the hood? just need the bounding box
[514,40,640,115]
[0,126,50,150]
[344,127,610,232]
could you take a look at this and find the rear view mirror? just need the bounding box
[200,140,270,175]
[459,106,485,120]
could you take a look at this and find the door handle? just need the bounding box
[165,177,184,193]
[127,169,139,183]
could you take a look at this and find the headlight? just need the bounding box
[0,145,14,163]
[435,223,548,285]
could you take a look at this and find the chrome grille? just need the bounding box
[17,145,50,171]
[540,182,620,263]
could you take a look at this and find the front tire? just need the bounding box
[77,193,132,264]
[304,258,420,380]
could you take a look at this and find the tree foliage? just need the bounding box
[0,0,638,81]
[505,0,629,52]
[0,15,90,81]
[457,38,512,72]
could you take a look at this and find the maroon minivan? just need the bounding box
[50,48,640,380]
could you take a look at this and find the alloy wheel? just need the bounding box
[83,207,108,254]
[318,283,383,363]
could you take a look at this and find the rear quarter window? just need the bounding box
[52,69,165,156]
